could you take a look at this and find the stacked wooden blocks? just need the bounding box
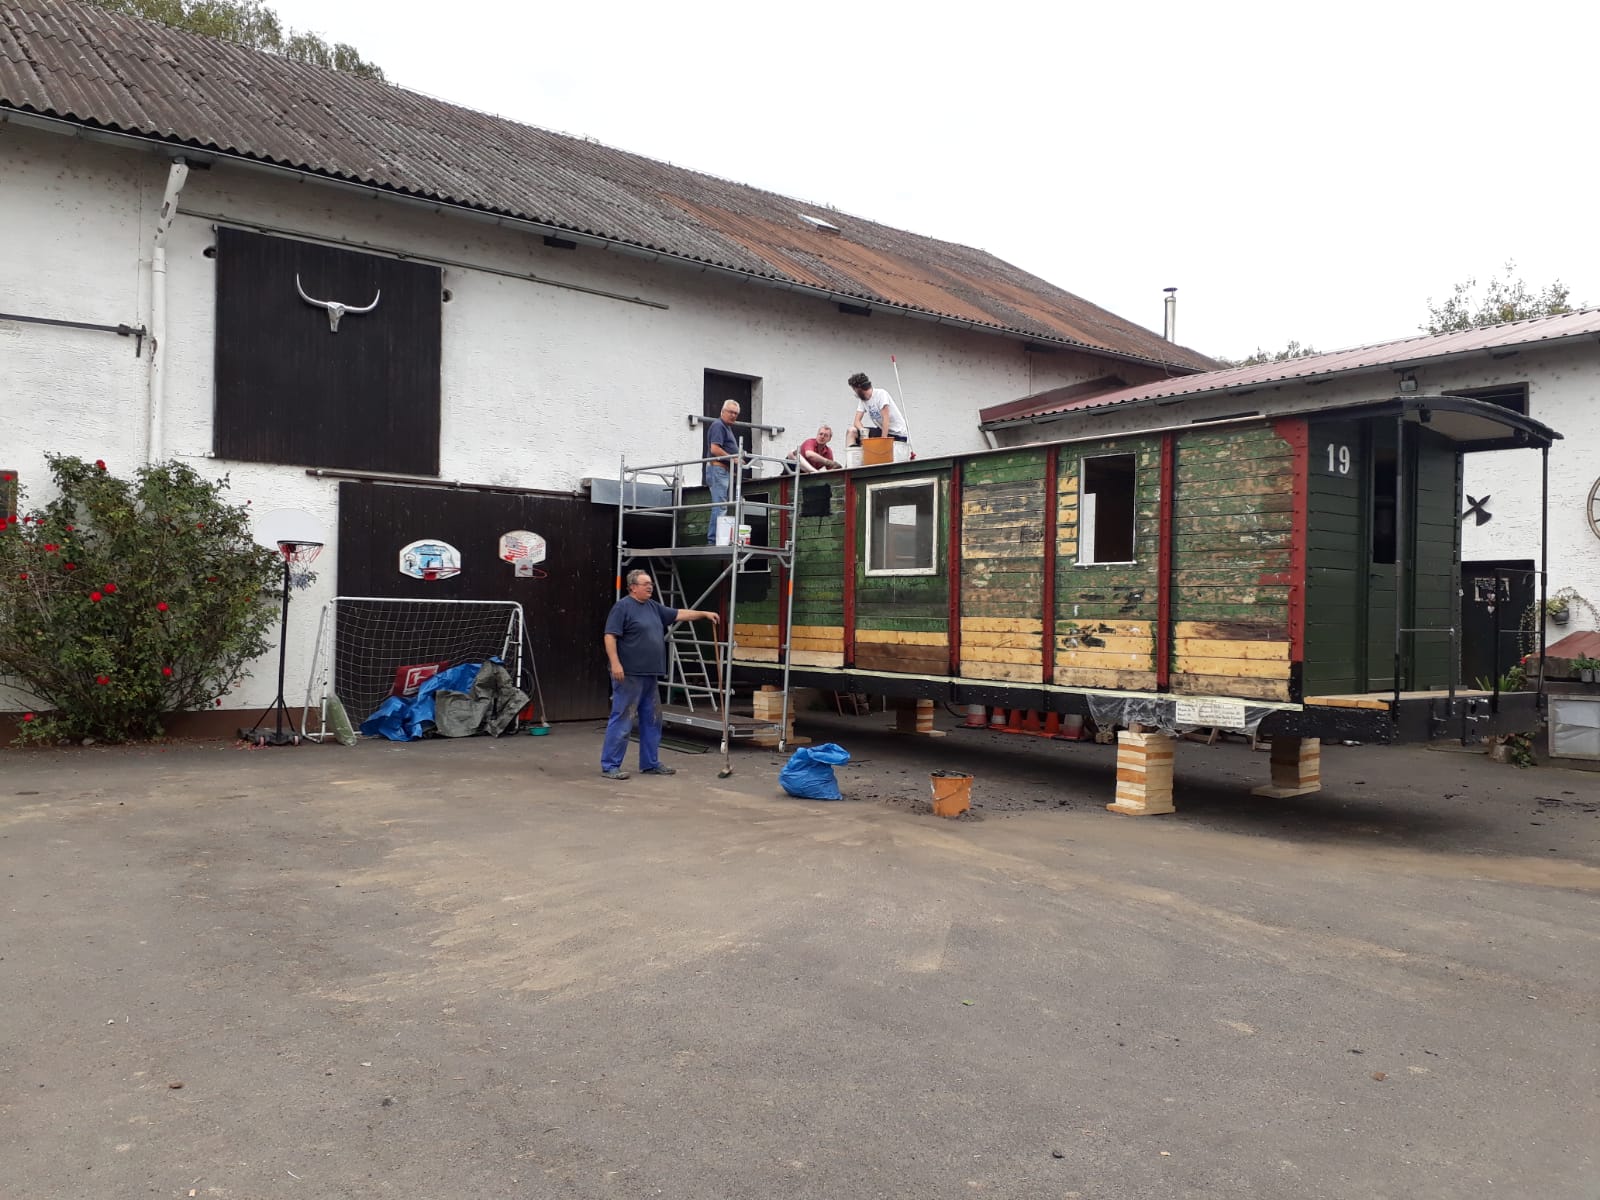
[1108,730,1175,815]
[1251,736,1321,798]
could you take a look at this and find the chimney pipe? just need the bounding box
[1163,287,1177,342]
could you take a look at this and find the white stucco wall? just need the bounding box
[999,342,1600,644]
[1,120,1133,715]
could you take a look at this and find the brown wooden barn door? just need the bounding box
[335,483,617,720]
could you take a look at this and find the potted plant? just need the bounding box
[1546,596,1571,625]
[1576,656,1600,684]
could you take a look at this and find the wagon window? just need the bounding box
[1079,454,1136,564]
[865,478,938,576]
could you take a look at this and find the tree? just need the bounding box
[1214,340,1320,370]
[0,456,281,743]
[1423,261,1573,334]
[88,0,384,80]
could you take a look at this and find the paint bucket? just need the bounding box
[715,515,736,545]
[861,437,895,466]
[929,770,973,818]
[893,440,912,463]
[737,523,752,546]
[844,446,863,469]
[1059,714,1085,741]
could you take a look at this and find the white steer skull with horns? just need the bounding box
[295,274,381,332]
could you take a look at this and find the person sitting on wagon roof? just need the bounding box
[796,423,843,471]
[846,372,909,446]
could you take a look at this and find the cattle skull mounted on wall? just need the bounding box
[295,273,381,332]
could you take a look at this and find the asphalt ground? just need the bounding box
[2,710,1596,1199]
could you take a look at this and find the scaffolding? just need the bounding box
[614,450,801,773]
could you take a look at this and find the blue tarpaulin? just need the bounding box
[359,661,483,741]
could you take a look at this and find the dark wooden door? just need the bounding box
[1461,559,1535,688]
[702,371,754,485]
[336,483,617,720]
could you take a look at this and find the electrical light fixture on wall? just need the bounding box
[1398,372,1418,393]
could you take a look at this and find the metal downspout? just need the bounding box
[146,157,190,464]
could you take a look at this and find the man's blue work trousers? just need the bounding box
[707,464,730,544]
[601,674,662,772]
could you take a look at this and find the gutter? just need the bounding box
[978,331,1600,433]
[146,156,189,463]
[1,106,1209,377]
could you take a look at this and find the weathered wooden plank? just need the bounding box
[1053,665,1159,689]
[963,660,1045,683]
[1059,633,1155,654]
[1174,654,1292,679]
[791,650,845,668]
[1174,638,1291,661]
[1175,495,1295,518]
[1174,619,1290,641]
[957,645,1043,665]
[1169,671,1291,702]
[959,616,1042,634]
[857,643,949,674]
[961,628,1045,649]
[856,628,947,646]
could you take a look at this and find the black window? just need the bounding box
[1080,454,1136,564]
[213,228,442,474]
[1443,383,1529,416]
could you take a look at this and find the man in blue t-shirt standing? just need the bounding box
[705,398,742,544]
[601,569,721,779]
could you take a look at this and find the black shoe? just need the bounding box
[640,765,677,776]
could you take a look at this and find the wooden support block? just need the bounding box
[892,698,945,737]
[1251,735,1321,798]
[1107,730,1176,816]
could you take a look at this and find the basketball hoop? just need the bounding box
[281,539,323,591]
[499,529,548,579]
[242,509,326,747]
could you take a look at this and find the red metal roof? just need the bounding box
[980,309,1600,427]
[0,0,1216,372]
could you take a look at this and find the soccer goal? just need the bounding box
[301,597,532,741]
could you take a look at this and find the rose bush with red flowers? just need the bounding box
[1,455,279,743]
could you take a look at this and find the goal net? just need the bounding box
[302,597,529,739]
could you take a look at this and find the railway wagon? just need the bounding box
[673,395,1557,811]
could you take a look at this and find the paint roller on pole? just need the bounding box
[890,354,913,459]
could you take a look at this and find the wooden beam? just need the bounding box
[948,461,962,675]
[1157,431,1174,690]
[1043,443,1059,687]
[843,473,857,667]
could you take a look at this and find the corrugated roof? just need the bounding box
[0,0,1215,372]
[981,308,1600,427]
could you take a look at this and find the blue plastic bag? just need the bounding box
[779,742,851,800]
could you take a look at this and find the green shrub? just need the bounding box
[0,455,281,743]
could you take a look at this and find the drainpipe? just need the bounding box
[146,157,190,464]
[1163,287,1177,342]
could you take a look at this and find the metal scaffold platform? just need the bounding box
[613,451,801,774]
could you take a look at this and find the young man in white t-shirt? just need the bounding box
[847,372,909,446]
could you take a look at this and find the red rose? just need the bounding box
[95,460,106,470]
[0,519,8,531]
[196,522,204,530]
[157,601,168,612]
[64,562,76,571]
[90,591,103,603]
[22,713,34,722]
[104,583,117,594]
[65,524,74,532]
[17,572,27,581]
[161,667,173,677]
[96,675,109,686]
[214,698,223,706]
[43,543,57,553]
[0,472,11,481]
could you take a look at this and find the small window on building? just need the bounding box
[1444,383,1529,416]
[1078,454,1136,564]
[866,478,938,575]
[0,468,16,517]
[1372,445,1397,564]
[797,212,841,233]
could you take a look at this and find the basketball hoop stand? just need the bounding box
[240,539,322,747]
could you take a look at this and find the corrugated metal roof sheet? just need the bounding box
[980,308,1600,426]
[0,0,1215,372]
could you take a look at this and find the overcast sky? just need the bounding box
[265,0,1597,362]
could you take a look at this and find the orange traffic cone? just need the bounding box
[964,704,988,728]
[1007,709,1025,732]
[990,707,1008,729]
[1042,711,1061,738]
[1022,710,1043,733]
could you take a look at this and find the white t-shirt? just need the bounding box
[855,387,908,436]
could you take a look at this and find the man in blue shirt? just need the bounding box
[601,570,721,779]
[705,399,742,544]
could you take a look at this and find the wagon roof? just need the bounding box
[981,308,1600,429]
[0,0,1215,373]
